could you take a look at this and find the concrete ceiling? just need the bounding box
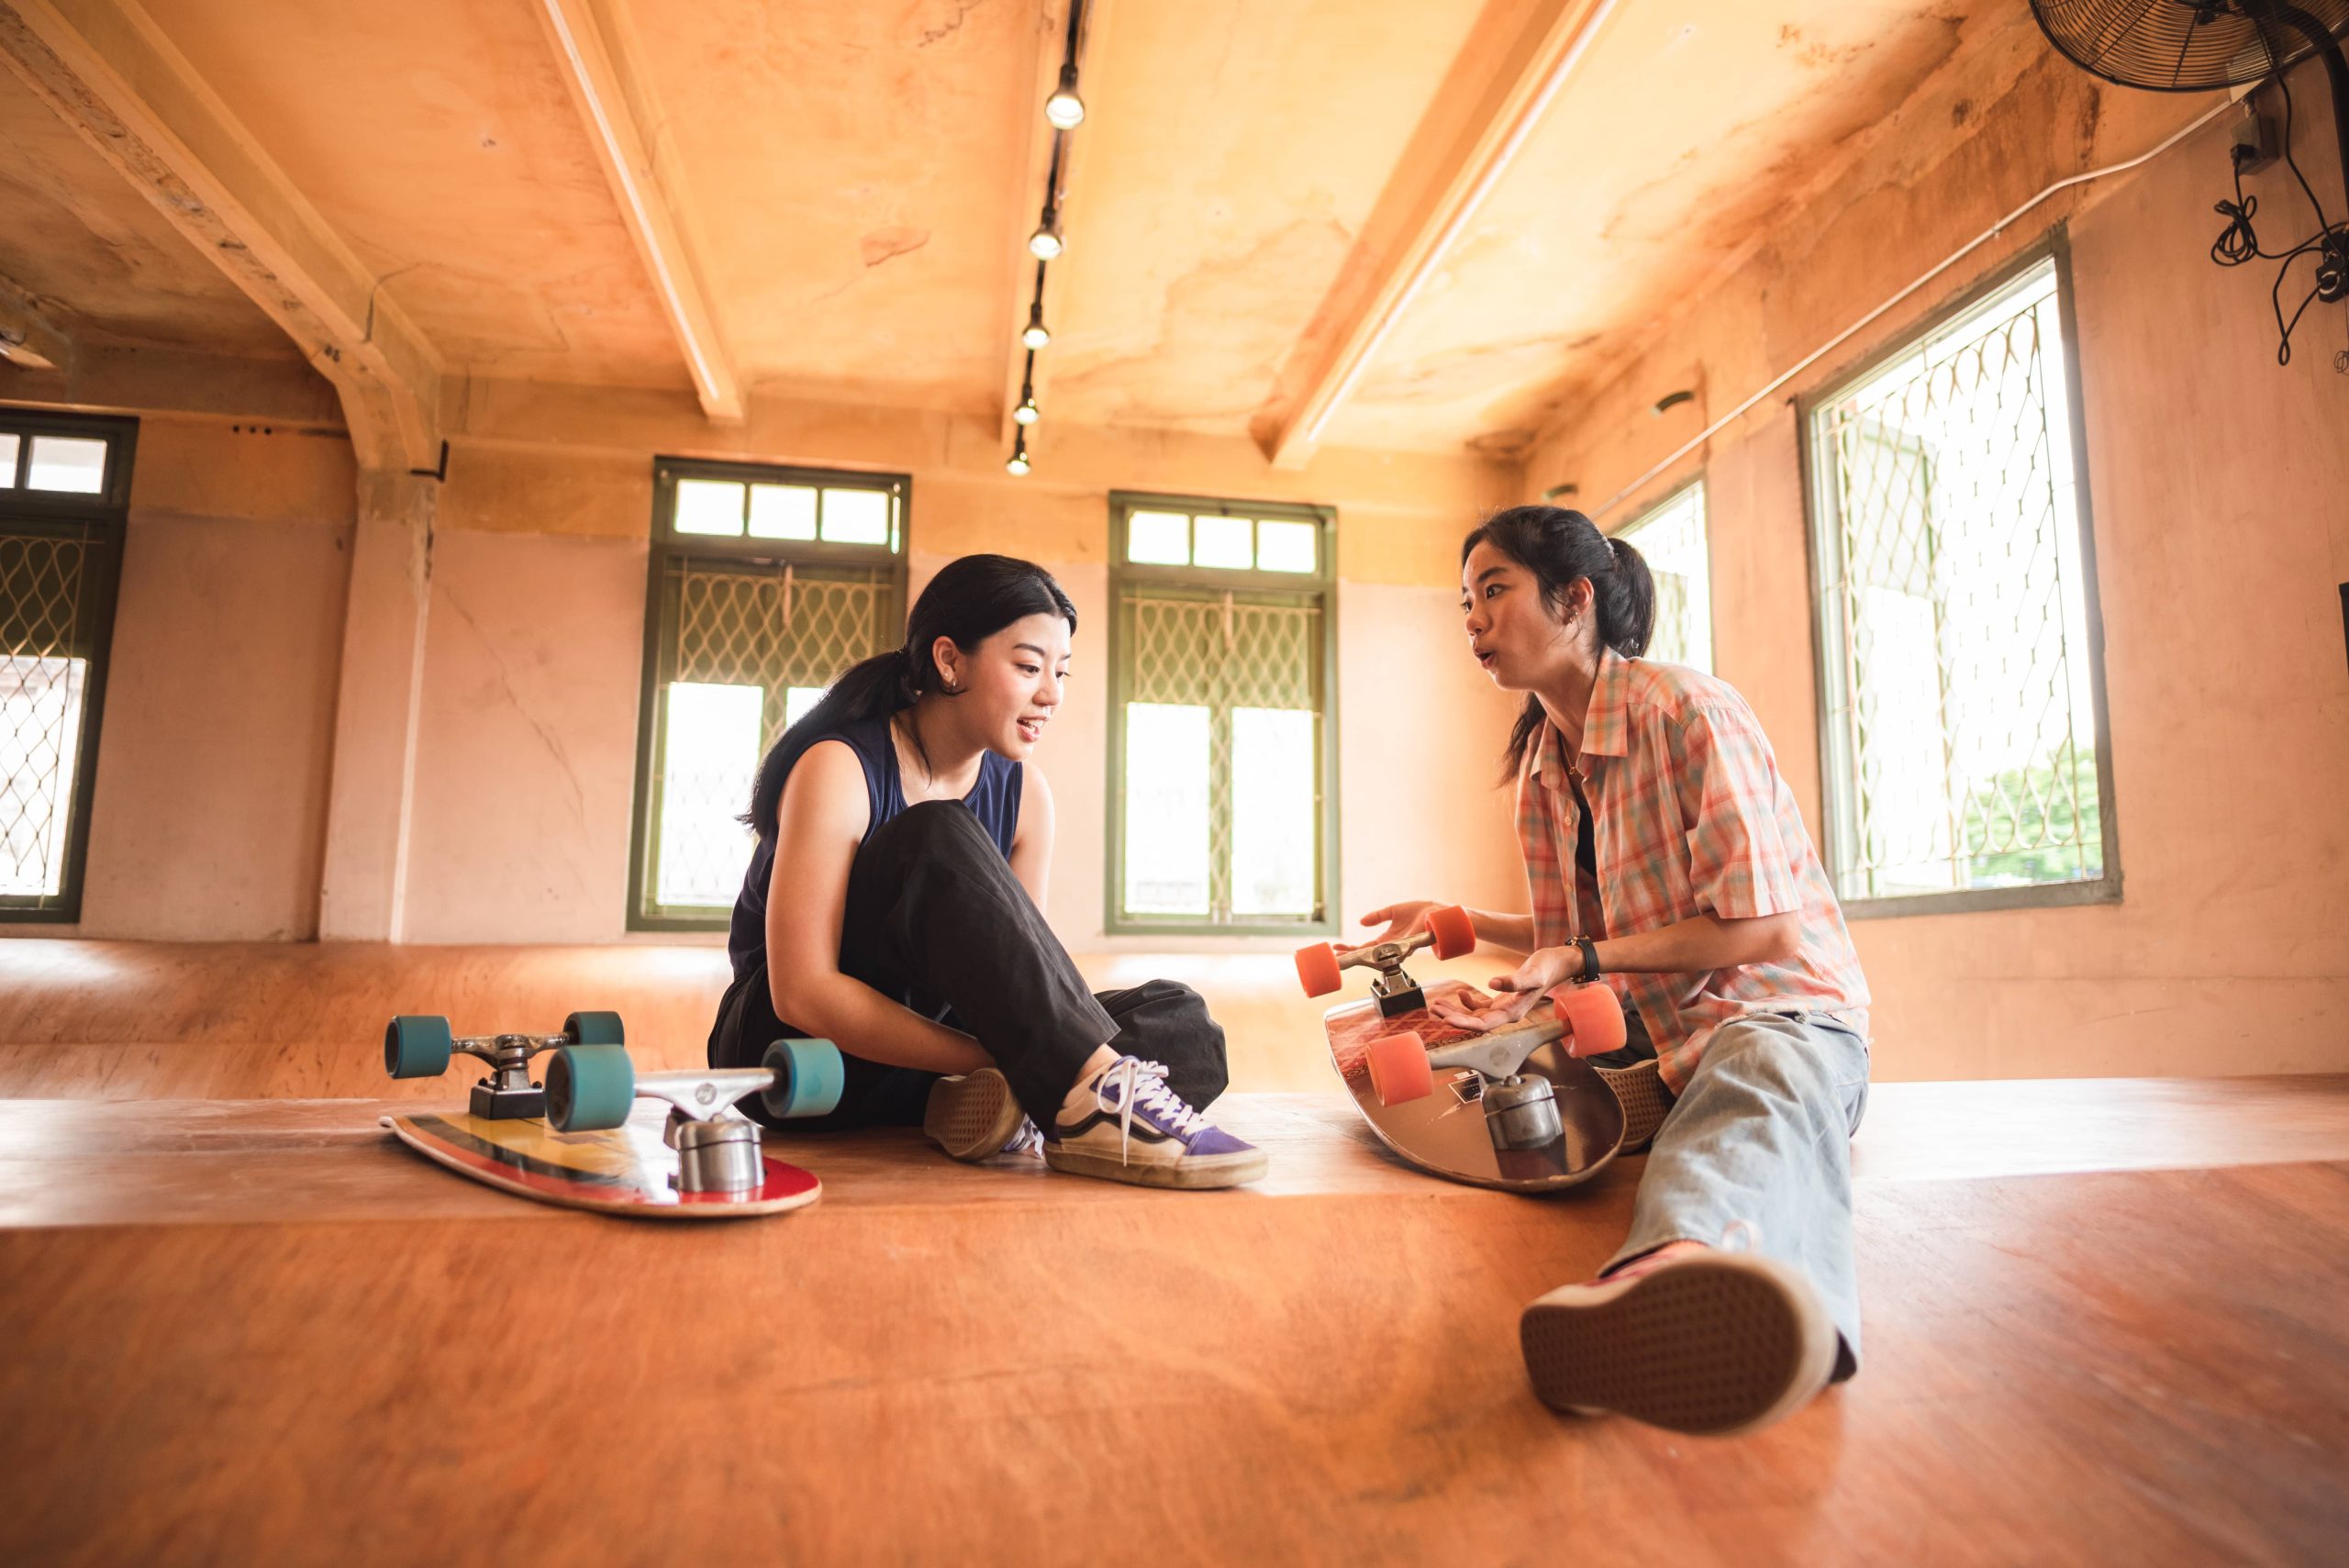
[0,0,1978,459]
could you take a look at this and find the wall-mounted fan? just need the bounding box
[2031,1,2349,360]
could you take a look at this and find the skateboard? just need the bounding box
[379,1011,844,1218]
[1297,909,1632,1193]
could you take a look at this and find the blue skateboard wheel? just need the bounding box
[384,1016,453,1079]
[563,1010,625,1046]
[547,1044,636,1132]
[761,1038,845,1120]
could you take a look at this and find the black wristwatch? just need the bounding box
[1574,936,1601,984]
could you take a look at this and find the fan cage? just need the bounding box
[2030,0,2349,91]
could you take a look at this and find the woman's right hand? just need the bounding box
[1357,900,1444,947]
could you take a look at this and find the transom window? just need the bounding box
[1,410,135,921]
[1108,493,1337,935]
[1805,248,2119,914]
[629,459,907,930]
[1612,480,1712,673]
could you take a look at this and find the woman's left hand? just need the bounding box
[1489,945,1580,998]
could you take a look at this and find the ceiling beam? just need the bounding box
[0,0,441,470]
[531,0,741,423]
[0,274,72,371]
[1252,0,1620,470]
[996,0,1108,452]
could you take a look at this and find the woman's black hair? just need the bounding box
[743,553,1076,838]
[1460,504,1656,778]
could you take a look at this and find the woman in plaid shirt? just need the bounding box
[1362,505,1873,1437]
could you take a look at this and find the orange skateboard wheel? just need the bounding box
[1425,905,1475,961]
[1296,941,1343,997]
[1555,983,1626,1057]
[1364,1030,1434,1106]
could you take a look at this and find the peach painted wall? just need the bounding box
[395,410,1527,946]
[10,419,355,940]
[1522,23,2349,1079]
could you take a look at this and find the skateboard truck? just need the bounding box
[1296,906,1478,1018]
[1360,984,1625,1153]
[547,1038,846,1195]
[384,1010,626,1120]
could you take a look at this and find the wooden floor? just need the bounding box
[3,940,2346,1565]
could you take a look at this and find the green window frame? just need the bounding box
[1106,491,1339,937]
[629,457,908,931]
[1799,236,2121,918]
[0,408,134,923]
[1610,478,1714,674]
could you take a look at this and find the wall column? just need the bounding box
[317,469,436,941]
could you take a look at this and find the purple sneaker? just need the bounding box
[1043,1056,1265,1189]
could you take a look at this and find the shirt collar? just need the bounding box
[1581,646,1632,759]
[1530,650,1631,792]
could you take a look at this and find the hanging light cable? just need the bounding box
[1021,263,1051,349]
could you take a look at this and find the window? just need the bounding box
[0,411,134,922]
[1805,245,2118,914]
[1107,494,1337,935]
[629,459,907,929]
[1612,480,1712,673]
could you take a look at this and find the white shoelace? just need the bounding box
[1092,1056,1209,1162]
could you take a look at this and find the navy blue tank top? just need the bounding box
[727,713,1023,981]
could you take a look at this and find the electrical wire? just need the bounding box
[1586,95,2237,524]
[2206,69,2346,364]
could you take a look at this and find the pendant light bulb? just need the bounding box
[1006,439,1031,477]
[1013,394,1040,427]
[1044,64,1085,130]
[1029,208,1064,260]
[1021,304,1051,350]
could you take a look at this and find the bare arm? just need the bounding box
[1358,901,1536,958]
[764,740,990,1075]
[1488,912,1799,996]
[1008,765,1053,913]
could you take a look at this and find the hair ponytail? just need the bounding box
[741,554,1075,837]
[1459,505,1658,778]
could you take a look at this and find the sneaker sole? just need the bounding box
[1041,1143,1268,1190]
[922,1070,1023,1162]
[1519,1252,1837,1436]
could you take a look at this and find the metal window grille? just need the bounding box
[1612,481,1712,673]
[1108,495,1337,934]
[1807,251,2117,911]
[0,412,130,922]
[629,460,906,929]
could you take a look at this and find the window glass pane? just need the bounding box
[674,478,745,536]
[654,682,762,906]
[1122,703,1209,914]
[1615,487,1711,673]
[1192,515,1252,570]
[1230,707,1316,916]
[27,437,105,495]
[749,484,818,540]
[1127,511,1190,565]
[0,434,17,487]
[820,488,890,546]
[0,654,88,897]
[1255,519,1317,573]
[784,685,823,730]
[1811,259,2105,901]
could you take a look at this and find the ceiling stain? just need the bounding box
[860,226,931,267]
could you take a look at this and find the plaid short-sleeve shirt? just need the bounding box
[1516,650,1869,1093]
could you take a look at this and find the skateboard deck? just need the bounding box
[383,1108,821,1218]
[1325,978,1625,1192]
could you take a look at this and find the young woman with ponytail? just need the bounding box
[707,553,1264,1189]
[1358,506,1871,1434]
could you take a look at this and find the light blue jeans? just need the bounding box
[1605,1010,1873,1378]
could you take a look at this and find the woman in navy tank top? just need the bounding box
[708,553,1264,1189]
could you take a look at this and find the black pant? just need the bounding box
[708,799,1230,1130]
